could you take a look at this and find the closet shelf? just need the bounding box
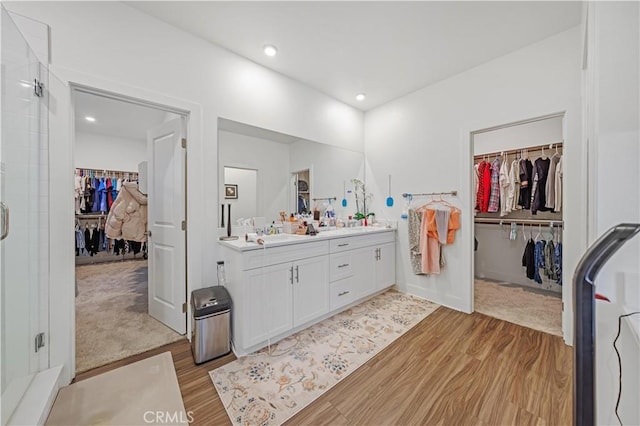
[474,217,563,227]
[76,213,107,219]
[474,141,563,159]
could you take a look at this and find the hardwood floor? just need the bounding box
[75,307,573,425]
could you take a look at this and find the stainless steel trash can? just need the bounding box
[191,286,231,364]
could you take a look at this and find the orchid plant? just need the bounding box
[351,178,374,220]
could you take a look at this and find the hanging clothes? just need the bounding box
[555,241,563,285]
[408,208,425,275]
[499,157,511,217]
[530,157,551,215]
[419,208,441,274]
[106,178,114,211]
[533,240,546,284]
[545,154,562,211]
[508,159,521,211]
[522,238,535,280]
[418,204,461,275]
[518,159,533,210]
[554,157,563,212]
[544,239,558,281]
[488,158,501,213]
[476,161,491,212]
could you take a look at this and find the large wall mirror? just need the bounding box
[218,118,365,226]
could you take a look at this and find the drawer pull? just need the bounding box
[338,291,350,297]
[337,243,349,247]
[337,263,349,268]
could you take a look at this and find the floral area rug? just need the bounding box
[209,290,439,425]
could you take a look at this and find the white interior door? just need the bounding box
[147,118,186,334]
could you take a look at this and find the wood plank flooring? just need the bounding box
[75,307,573,425]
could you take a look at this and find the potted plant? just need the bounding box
[351,179,374,223]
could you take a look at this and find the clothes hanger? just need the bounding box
[534,224,542,242]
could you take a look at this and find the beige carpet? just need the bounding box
[474,279,562,336]
[75,260,184,373]
[210,290,439,425]
[47,352,188,425]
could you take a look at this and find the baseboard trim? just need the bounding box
[8,365,63,425]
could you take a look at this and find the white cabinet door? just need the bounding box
[352,246,376,299]
[293,256,329,327]
[244,263,293,348]
[375,242,396,290]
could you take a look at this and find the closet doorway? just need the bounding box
[72,88,186,374]
[471,113,565,337]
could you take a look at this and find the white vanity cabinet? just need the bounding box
[221,240,330,353]
[329,232,396,310]
[219,228,395,356]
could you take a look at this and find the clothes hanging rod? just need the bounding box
[474,141,563,159]
[312,197,337,202]
[474,217,563,226]
[402,191,458,198]
[76,167,138,177]
[76,213,106,219]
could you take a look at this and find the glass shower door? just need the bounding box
[1,8,50,424]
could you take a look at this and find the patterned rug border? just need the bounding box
[209,289,439,425]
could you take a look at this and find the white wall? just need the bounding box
[473,115,563,154]
[586,2,640,425]
[3,1,364,385]
[223,167,257,225]
[364,27,584,343]
[74,132,146,172]
[218,130,290,224]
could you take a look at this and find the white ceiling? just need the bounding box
[218,118,303,144]
[128,1,582,111]
[74,91,172,140]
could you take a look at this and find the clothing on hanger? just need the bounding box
[488,157,501,213]
[522,237,535,280]
[518,159,533,210]
[533,239,546,284]
[499,156,511,217]
[508,158,521,210]
[530,157,551,214]
[554,157,563,212]
[545,153,562,210]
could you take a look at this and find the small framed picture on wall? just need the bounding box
[224,184,238,199]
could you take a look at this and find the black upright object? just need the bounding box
[227,204,232,237]
[221,204,225,228]
[573,223,640,426]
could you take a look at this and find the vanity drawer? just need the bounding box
[243,240,329,270]
[329,231,395,253]
[329,252,354,282]
[330,277,356,310]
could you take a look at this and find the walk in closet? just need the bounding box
[72,90,183,374]
[75,168,144,264]
[472,114,564,336]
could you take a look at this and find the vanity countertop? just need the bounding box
[218,225,395,252]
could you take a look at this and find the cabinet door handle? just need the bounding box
[290,267,294,284]
[338,290,350,297]
[338,243,349,247]
[295,265,299,283]
[338,263,349,268]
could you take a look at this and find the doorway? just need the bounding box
[72,88,187,374]
[471,113,565,337]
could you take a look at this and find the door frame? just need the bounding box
[49,68,203,384]
[462,111,586,346]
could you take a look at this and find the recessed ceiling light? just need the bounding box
[263,45,277,57]
[355,93,366,102]
[85,116,96,122]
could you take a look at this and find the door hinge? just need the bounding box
[181,138,187,149]
[182,303,187,313]
[35,332,45,352]
[181,220,186,231]
[33,79,44,97]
